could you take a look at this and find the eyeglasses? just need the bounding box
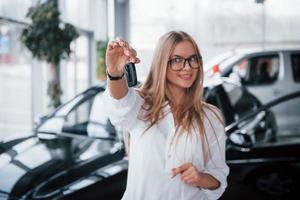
[168,55,201,71]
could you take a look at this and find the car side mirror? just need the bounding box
[228,131,253,150]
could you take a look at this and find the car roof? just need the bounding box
[231,46,300,56]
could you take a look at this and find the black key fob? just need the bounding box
[124,62,138,87]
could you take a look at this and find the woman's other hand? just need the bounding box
[171,163,220,190]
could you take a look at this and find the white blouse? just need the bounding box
[103,88,229,200]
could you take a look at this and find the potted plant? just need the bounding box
[21,0,78,108]
[96,40,108,80]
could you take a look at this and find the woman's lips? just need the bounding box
[178,74,193,80]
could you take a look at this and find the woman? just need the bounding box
[104,31,229,200]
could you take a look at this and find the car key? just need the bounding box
[124,62,138,87]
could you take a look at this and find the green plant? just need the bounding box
[21,0,78,108]
[96,40,108,80]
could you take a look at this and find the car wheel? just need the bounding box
[254,169,297,197]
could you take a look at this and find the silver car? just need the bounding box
[205,48,300,134]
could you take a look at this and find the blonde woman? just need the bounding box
[104,31,229,200]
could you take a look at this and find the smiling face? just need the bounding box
[166,40,199,96]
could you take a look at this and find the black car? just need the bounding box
[222,89,300,199]
[0,80,299,200]
[0,84,127,200]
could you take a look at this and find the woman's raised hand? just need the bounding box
[106,37,140,76]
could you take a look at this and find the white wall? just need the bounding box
[0,0,32,22]
[59,0,108,41]
[130,0,300,77]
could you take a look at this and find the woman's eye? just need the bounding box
[189,56,198,62]
[173,58,183,63]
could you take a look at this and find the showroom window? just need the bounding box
[0,21,32,136]
[62,34,90,102]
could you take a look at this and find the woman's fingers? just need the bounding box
[108,39,137,57]
[128,47,137,56]
[108,40,119,49]
[171,163,203,186]
[123,45,137,57]
[116,37,137,57]
[177,164,203,186]
[128,57,140,64]
[116,37,128,47]
[171,163,192,178]
[181,170,197,184]
[135,57,141,64]
[181,167,194,179]
[107,42,127,58]
[107,37,140,67]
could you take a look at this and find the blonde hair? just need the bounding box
[138,31,224,164]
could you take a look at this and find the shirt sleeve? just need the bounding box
[103,87,143,130]
[202,109,230,200]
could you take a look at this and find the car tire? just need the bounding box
[252,167,299,198]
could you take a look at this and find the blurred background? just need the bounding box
[0,0,300,199]
[1,0,300,136]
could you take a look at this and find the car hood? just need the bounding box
[0,132,124,199]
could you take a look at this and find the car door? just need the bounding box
[237,52,292,132]
[283,51,300,133]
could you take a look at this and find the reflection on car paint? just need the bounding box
[0,153,11,169]
[0,163,26,192]
[12,137,38,153]
[15,144,52,169]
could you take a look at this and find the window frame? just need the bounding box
[291,53,300,83]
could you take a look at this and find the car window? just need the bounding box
[239,55,279,85]
[62,96,94,134]
[291,53,300,82]
[87,93,117,138]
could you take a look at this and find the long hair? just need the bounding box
[138,31,223,165]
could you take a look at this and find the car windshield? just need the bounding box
[58,91,118,139]
[218,54,244,73]
[55,94,86,116]
[37,87,119,142]
[204,51,234,72]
